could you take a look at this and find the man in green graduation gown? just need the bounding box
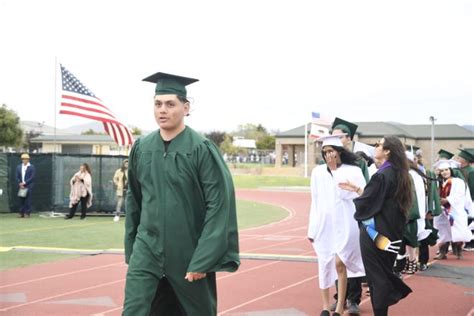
[455,148,474,250]
[329,117,368,314]
[123,72,240,315]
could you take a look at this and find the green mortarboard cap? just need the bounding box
[437,149,454,160]
[331,117,358,140]
[142,72,198,97]
[457,148,474,163]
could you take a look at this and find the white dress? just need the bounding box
[434,177,472,243]
[308,164,366,289]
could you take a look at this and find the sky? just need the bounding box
[0,0,473,134]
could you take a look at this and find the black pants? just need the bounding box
[68,194,89,218]
[418,238,430,265]
[334,277,362,304]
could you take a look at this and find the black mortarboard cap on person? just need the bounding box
[457,148,474,163]
[437,149,454,160]
[142,72,199,97]
[331,117,358,140]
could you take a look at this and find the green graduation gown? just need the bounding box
[403,179,420,247]
[123,127,240,316]
[461,165,474,201]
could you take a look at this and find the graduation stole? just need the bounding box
[440,178,452,212]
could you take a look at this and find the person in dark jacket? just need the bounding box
[15,153,36,218]
[339,136,413,316]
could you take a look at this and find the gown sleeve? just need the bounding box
[354,172,386,221]
[187,141,240,273]
[124,138,143,264]
[307,167,319,240]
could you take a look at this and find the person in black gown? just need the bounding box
[339,135,413,316]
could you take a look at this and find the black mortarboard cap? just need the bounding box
[142,72,198,97]
[331,117,358,140]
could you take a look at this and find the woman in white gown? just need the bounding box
[308,135,366,316]
[433,159,472,259]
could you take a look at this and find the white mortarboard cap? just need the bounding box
[318,134,345,147]
[354,141,375,158]
[433,159,459,170]
[405,151,415,162]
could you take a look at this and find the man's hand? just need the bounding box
[374,235,402,254]
[185,272,207,282]
[440,198,448,205]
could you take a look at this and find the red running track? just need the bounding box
[0,189,473,315]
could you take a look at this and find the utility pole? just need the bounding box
[429,116,436,168]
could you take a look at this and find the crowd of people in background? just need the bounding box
[308,117,474,316]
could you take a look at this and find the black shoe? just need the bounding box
[419,263,428,271]
[329,301,346,312]
[347,301,360,314]
[320,311,330,316]
[64,215,72,220]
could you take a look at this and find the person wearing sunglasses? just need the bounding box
[340,136,413,316]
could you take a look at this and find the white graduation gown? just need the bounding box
[434,177,472,243]
[409,170,431,241]
[308,164,366,289]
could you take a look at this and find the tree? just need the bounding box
[131,127,142,135]
[0,104,23,147]
[256,135,275,150]
[235,123,272,146]
[23,130,42,151]
[205,131,226,147]
[81,128,104,135]
[219,134,238,156]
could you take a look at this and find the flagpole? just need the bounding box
[49,57,63,217]
[54,57,58,153]
[304,122,308,178]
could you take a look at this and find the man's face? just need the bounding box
[331,129,351,148]
[454,156,468,168]
[22,159,29,165]
[154,94,189,131]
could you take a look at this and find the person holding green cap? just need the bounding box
[122,72,240,315]
[455,148,474,250]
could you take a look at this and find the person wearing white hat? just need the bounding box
[307,134,366,316]
[432,159,472,259]
[15,153,36,218]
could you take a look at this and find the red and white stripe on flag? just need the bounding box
[59,64,134,146]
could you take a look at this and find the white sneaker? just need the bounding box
[113,215,120,222]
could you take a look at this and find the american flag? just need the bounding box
[59,64,134,146]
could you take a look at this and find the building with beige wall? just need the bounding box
[275,122,474,171]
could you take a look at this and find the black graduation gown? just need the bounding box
[354,166,412,309]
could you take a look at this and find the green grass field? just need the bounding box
[232,175,310,188]
[0,199,287,270]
